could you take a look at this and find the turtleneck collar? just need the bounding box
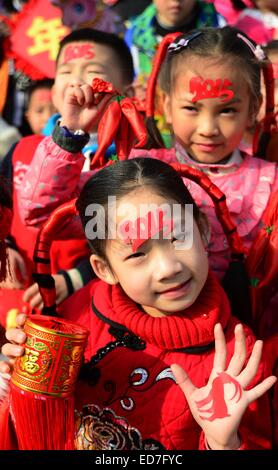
[153,4,199,37]
[92,272,231,351]
[175,142,243,175]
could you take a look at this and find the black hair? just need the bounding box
[230,0,251,10]
[26,78,54,102]
[263,40,278,55]
[76,158,203,260]
[159,26,263,117]
[0,177,12,210]
[56,28,134,85]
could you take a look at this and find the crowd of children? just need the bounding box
[0,0,277,452]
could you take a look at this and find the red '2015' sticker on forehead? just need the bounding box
[190,77,235,103]
[119,209,173,252]
[62,44,95,64]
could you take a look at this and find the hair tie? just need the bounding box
[237,33,266,61]
[168,31,202,54]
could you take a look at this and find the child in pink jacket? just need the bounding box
[235,0,278,44]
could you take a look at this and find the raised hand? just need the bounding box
[0,248,28,289]
[171,323,277,450]
[60,81,112,133]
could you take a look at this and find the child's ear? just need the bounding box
[89,254,118,285]
[161,92,173,125]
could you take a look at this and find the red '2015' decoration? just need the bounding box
[190,77,235,103]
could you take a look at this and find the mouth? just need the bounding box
[158,278,192,298]
[167,5,181,15]
[194,143,222,152]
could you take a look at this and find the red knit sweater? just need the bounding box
[57,273,273,450]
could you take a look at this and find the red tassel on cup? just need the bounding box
[9,315,89,450]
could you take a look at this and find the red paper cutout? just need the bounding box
[5,0,70,79]
[119,209,173,252]
[91,78,115,94]
[62,44,95,64]
[195,372,242,421]
[190,77,235,103]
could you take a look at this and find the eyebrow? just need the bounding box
[57,61,106,69]
[180,96,242,105]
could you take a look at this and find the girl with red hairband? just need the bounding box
[0,157,277,449]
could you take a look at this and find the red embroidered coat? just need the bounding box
[55,273,274,450]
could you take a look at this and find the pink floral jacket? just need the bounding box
[18,137,278,280]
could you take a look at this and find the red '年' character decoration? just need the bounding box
[2,0,70,79]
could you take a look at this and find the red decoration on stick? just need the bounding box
[4,0,70,79]
[90,78,148,168]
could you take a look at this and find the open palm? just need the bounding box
[171,323,276,450]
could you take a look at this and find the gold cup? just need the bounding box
[11,315,89,397]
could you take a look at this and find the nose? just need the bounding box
[197,114,219,137]
[153,247,183,282]
[69,77,85,87]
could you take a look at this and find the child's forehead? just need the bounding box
[29,88,52,103]
[58,41,113,65]
[176,56,237,79]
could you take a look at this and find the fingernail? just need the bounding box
[18,332,26,342]
[15,346,24,355]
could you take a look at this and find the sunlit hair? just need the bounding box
[159,26,264,117]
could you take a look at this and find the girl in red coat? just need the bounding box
[0,157,277,450]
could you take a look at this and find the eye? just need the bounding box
[183,106,197,112]
[221,107,237,114]
[58,70,71,75]
[172,233,190,246]
[87,70,105,75]
[126,251,145,260]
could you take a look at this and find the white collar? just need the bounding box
[175,143,243,175]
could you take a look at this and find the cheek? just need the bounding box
[119,268,149,297]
